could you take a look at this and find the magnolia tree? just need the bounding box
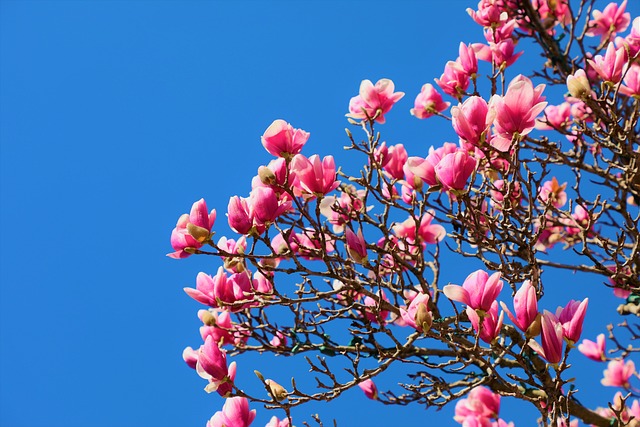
[169,1,640,426]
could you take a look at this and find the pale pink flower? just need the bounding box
[489,75,547,151]
[347,79,404,124]
[182,346,198,369]
[586,0,630,42]
[207,397,256,427]
[358,379,378,400]
[196,336,231,393]
[375,143,408,181]
[451,96,495,146]
[578,333,606,361]
[434,150,477,192]
[319,187,369,233]
[528,310,564,364]
[443,269,504,312]
[362,291,390,324]
[392,211,446,250]
[454,386,501,422]
[265,416,290,427]
[252,271,273,294]
[270,331,288,348]
[261,119,309,158]
[472,40,522,70]
[500,280,539,334]
[436,61,470,98]
[587,42,627,84]
[536,103,571,130]
[405,142,458,187]
[410,83,450,119]
[466,301,504,343]
[601,359,636,387]
[290,154,339,196]
[168,198,216,259]
[556,298,588,343]
[538,177,567,209]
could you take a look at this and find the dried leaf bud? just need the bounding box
[200,310,216,326]
[415,303,432,332]
[266,379,288,401]
[258,165,277,186]
[187,222,210,243]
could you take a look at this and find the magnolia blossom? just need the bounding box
[538,177,567,209]
[529,310,564,364]
[578,333,606,361]
[265,417,290,427]
[490,75,547,151]
[290,154,339,196]
[454,386,501,423]
[261,119,309,158]
[466,301,504,343]
[443,269,504,312]
[587,42,627,84]
[500,280,539,335]
[410,83,450,119]
[196,336,233,394]
[207,397,256,427]
[586,0,630,42]
[168,198,216,259]
[436,60,470,98]
[601,359,636,388]
[451,96,495,146]
[434,150,477,192]
[375,142,408,181]
[556,298,589,344]
[399,291,432,332]
[566,69,591,99]
[467,0,509,28]
[347,79,404,124]
[345,227,368,264]
[358,379,378,400]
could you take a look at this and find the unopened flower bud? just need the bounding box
[415,303,433,332]
[258,165,277,185]
[200,310,216,326]
[566,69,591,99]
[266,379,288,401]
[187,222,210,243]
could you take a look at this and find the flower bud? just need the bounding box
[200,310,216,326]
[415,303,433,332]
[266,379,288,401]
[566,69,591,99]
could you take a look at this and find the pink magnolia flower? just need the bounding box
[199,309,249,347]
[400,291,432,332]
[435,61,470,98]
[538,177,567,209]
[451,96,495,146]
[565,204,592,235]
[404,142,458,187]
[466,300,504,343]
[472,39,522,70]
[290,154,339,196]
[443,269,504,312]
[392,212,446,252]
[455,42,479,76]
[434,150,477,192]
[270,331,288,348]
[265,416,290,427]
[261,119,309,158]
[529,310,564,364]
[196,336,231,393]
[586,0,630,42]
[490,180,522,209]
[536,103,571,130]
[601,359,636,387]
[168,198,216,259]
[467,0,509,28]
[319,187,369,233]
[207,397,256,427]
[620,64,640,97]
[500,280,539,334]
[182,346,198,369]
[358,379,378,400]
[578,333,606,361]
[184,268,254,311]
[228,196,254,235]
[375,143,408,181]
[489,75,547,151]
[346,79,405,124]
[483,19,516,43]
[587,42,627,84]
[556,298,589,343]
[345,227,368,264]
[411,83,450,119]
[248,186,291,228]
[454,386,501,423]
[362,290,390,324]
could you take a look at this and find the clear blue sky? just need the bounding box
[1,1,638,426]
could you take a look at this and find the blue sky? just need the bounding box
[1,1,639,426]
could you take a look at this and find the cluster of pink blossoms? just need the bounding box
[453,386,512,427]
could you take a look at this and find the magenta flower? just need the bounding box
[466,301,504,343]
[472,40,522,70]
[451,96,495,146]
[443,269,503,312]
[455,42,479,76]
[291,154,339,196]
[199,309,249,347]
[392,211,446,252]
[538,177,567,209]
[435,60,470,98]
[227,196,253,235]
[400,291,432,332]
[529,310,564,364]
[500,280,539,334]
[434,150,477,192]
[249,186,291,228]
[578,333,606,361]
[601,359,636,388]
[207,397,256,427]
[556,298,588,344]
[467,0,509,28]
[375,142,408,181]
[587,42,627,84]
[586,0,630,42]
[346,78,405,124]
[345,227,368,264]
[454,386,501,423]
[536,103,571,130]
[620,64,640,97]
[410,83,450,119]
[358,379,379,400]
[168,198,216,259]
[196,336,231,393]
[261,119,309,158]
[405,143,458,187]
[489,75,547,151]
